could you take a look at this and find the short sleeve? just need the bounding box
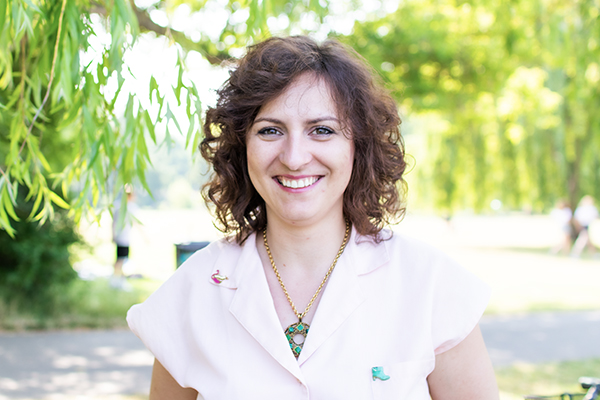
[429,254,490,355]
[126,242,221,388]
[127,271,194,386]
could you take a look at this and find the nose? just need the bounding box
[278,133,312,171]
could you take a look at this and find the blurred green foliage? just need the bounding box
[0,0,331,236]
[344,0,600,213]
[0,188,80,315]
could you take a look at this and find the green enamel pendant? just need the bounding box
[285,320,310,358]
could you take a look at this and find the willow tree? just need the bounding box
[345,0,600,213]
[0,0,329,235]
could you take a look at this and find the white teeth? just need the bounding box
[279,177,318,189]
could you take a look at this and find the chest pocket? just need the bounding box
[371,359,434,399]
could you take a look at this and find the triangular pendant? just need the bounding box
[285,320,310,358]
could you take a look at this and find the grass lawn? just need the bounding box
[0,277,161,331]
[496,358,600,399]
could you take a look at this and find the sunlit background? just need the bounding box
[1,0,600,399]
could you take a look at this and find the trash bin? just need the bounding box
[175,241,210,267]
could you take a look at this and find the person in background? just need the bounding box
[571,195,599,258]
[111,185,139,291]
[549,199,573,256]
[127,36,499,399]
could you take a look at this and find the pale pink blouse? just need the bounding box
[127,228,490,399]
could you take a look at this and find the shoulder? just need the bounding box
[351,229,490,354]
[383,232,490,354]
[363,229,490,307]
[351,228,472,287]
[126,236,250,345]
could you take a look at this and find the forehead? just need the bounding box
[255,73,338,119]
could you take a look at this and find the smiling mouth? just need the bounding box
[277,176,320,189]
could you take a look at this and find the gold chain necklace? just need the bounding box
[263,220,350,358]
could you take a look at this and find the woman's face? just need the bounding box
[246,73,354,228]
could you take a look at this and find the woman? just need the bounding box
[127,36,499,399]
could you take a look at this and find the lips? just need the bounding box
[277,176,320,189]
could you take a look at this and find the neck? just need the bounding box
[262,212,349,274]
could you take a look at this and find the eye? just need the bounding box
[257,127,282,136]
[313,126,334,136]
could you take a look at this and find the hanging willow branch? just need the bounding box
[19,0,68,155]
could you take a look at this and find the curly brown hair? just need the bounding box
[201,36,407,243]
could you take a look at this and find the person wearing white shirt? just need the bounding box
[571,195,599,257]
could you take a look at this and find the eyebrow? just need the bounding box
[253,116,340,125]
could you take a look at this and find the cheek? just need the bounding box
[246,139,276,187]
[343,143,355,177]
[334,143,355,191]
[246,142,261,183]
[246,135,263,163]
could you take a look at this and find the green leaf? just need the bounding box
[136,123,150,162]
[174,64,184,106]
[59,44,74,105]
[164,123,172,145]
[33,145,52,172]
[110,75,126,109]
[149,76,158,100]
[157,92,165,117]
[0,0,7,38]
[29,188,44,220]
[87,139,102,168]
[143,111,157,143]
[48,190,70,209]
[185,91,193,119]
[0,202,17,237]
[191,127,202,156]
[166,104,183,135]
[136,166,153,198]
[1,187,19,221]
[185,117,195,148]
